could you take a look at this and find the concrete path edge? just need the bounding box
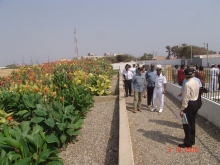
[118,70,134,165]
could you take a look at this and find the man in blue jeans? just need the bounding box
[145,64,156,108]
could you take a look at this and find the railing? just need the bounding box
[165,66,220,104]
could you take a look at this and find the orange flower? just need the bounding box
[52,91,57,97]
[7,116,12,121]
[43,87,49,93]
[34,87,39,92]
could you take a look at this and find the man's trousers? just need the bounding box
[183,100,199,146]
[147,86,154,106]
[152,87,164,110]
[125,79,132,96]
[134,91,142,110]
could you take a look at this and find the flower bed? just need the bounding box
[0,59,114,164]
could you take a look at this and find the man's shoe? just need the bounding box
[151,108,156,112]
[147,105,151,108]
[158,109,163,113]
[137,108,142,112]
[178,143,192,148]
[133,110,137,113]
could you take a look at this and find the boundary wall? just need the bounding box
[166,82,220,128]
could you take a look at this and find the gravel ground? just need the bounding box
[126,93,220,165]
[60,74,119,165]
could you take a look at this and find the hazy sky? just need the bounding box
[0,0,220,66]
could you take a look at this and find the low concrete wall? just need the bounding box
[166,82,220,128]
[118,70,134,165]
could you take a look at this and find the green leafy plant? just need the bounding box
[0,122,63,165]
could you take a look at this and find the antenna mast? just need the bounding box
[74,28,79,57]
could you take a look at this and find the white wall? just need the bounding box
[166,82,220,128]
[202,57,220,67]
[138,59,182,66]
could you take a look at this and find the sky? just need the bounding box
[0,0,220,66]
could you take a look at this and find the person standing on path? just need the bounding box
[151,66,167,113]
[123,66,133,97]
[209,64,219,93]
[218,64,220,90]
[132,67,146,113]
[178,65,185,86]
[195,66,206,87]
[145,64,156,108]
[178,68,200,148]
[173,65,179,84]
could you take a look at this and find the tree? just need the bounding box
[139,53,153,60]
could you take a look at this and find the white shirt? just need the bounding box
[129,67,136,76]
[124,70,133,80]
[154,73,167,88]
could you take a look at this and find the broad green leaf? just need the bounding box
[16,110,28,116]
[2,124,10,137]
[74,119,84,129]
[13,157,31,165]
[47,160,63,165]
[31,117,44,124]
[33,152,38,161]
[45,134,60,146]
[3,138,20,149]
[32,125,43,135]
[0,117,7,124]
[33,134,42,151]
[44,118,55,128]
[66,129,75,136]
[64,105,74,114]
[56,123,66,131]
[0,149,6,162]
[34,110,48,117]
[60,134,66,144]
[19,138,29,158]
[72,130,81,136]
[7,151,20,162]
[37,150,52,163]
[20,121,30,135]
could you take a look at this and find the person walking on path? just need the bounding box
[209,64,219,93]
[151,66,167,113]
[218,64,220,90]
[178,68,200,148]
[145,64,156,108]
[173,65,179,84]
[132,67,146,113]
[178,64,185,86]
[123,66,133,97]
[195,66,206,87]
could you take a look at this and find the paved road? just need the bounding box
[126,93,220,165]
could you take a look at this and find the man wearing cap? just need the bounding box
[151,66,167,113]
[132,67,146,113]
[145,64,156,108]
[178,68,200,148]
[209,64,219,93]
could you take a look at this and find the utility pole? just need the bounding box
[74,28,79,58]
[191,45,192,65]
[207,43,209,67]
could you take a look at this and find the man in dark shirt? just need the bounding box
[145,64,156,108]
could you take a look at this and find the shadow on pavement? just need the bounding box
[137,129,182,145]
[148,119,182,129]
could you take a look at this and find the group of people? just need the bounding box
[123,64,167,113]
[123,63,212,149]
[173,64,220,92]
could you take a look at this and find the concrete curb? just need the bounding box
[118,70,134,165]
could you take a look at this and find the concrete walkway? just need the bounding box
[126,93,220,165]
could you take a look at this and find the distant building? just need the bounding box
[113,53,124,56]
